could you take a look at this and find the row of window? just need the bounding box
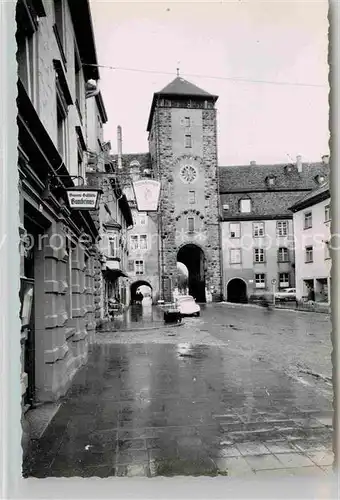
[229,221,289,238]
[229,247,290,264]
[303,205,330,229]
[254,273,290,289]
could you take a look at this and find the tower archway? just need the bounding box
[130,280,152,304]
[227,278,248,303]
[177,244,206,302]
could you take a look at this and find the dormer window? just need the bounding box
[284,165,294,174]
[266,176,276,187]
[130,160,140,168]
[315,174,325,185]
[239,198,251,213]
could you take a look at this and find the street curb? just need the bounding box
[98,322,183,333]
[218,301,330,315]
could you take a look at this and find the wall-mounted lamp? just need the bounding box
[44,175,103,211]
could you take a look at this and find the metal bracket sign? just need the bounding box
[132,179,161,212]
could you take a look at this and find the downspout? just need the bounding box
[155,97,164,301]
[214,108,224,301]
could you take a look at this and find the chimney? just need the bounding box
[322,154,329,165]
[250,161,256,166]
[117,125,123,170]
[296,155,302,173]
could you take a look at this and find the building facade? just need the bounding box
[290,182,331,304]
[17,0,101,415]
[219,158,329,302]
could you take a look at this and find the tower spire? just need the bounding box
[176,61,180,77]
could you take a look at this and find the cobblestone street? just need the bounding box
[24,304,334,479]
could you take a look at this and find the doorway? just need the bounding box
[227,278,248,303]
[177,244,206,302]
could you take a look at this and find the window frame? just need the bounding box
[17,30,38,107]
[185,134,192,148]
[254,248,265,263]
[324,241,331,260]
[255,273,266,288]
[108,235,118,258]
[239,198,251,213]
[56,94,68,162]
[325,204,331,222]
[53,0,67,65]
[253,222,265,237]
[74,43,83,121]
[304,211,313,230]
[305,246,313,263]
[229,222,241,238]
[135,260,144,275]
[229,248,242,265]
[139,234,148,251]
[188,190,196,204]
[279,273,290,288]
[130,235,139,251]
[278,247,289,263]
[277,221,288,237]
[187,217,195,233]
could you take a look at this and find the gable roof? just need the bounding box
[289,181,330,212]
[219,162,329,193]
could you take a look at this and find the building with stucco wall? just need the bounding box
[289,182,331,304]
[219,159,329,302]
[17,0,101,431]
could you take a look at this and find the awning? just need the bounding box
[103,267,128,281]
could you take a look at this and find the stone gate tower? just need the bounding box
[147,77,222,302]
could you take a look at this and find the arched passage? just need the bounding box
[227,278,248,303]
[177,244,206,302]
[130,280,152,304]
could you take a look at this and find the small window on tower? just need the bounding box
[185,135,192,148]
[188,191,196,204]
[185,117,191,127]
[188,217,195,233]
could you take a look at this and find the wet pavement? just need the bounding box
[24,303,334,479]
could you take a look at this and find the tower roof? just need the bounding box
[158,77,216,98]
[147,76,218,131]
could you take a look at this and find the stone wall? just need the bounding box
[149,104,222,302]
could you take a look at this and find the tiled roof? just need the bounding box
[147,77,218,131]
[219,162,329,220]
[219,162,329,192]
[220,191,310,220]
[289,181,330,212]
[158,77,216,98]
[111,153,152,172]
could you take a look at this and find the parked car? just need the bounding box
[175,295,201,317]
[275,288,296,301]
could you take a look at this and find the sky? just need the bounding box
[89,0,329,166]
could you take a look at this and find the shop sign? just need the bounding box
[132,179,161,212]
[66,188,101,210]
